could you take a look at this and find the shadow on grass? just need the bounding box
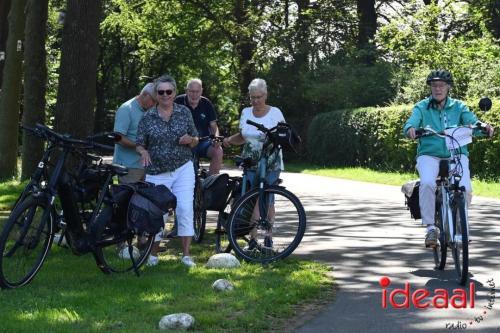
[0,230,333,333]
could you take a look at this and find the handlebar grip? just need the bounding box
[246,119,267,132]
[414,128,425,138]
[474,121,489,134]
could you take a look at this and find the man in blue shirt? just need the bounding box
[175,78,223,175]
[113,83,156,184]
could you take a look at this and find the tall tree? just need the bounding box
[0,0,11,86]
[54,0,102,139]
[21,0,48,179]
[233,0,258,110]
[0,0,27,179]
[357,0,377,64]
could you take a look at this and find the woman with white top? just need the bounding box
[223,78,285,250]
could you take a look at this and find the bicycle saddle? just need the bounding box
[234,156,256,169]
[438,160,449,178]
[109,164,129,176]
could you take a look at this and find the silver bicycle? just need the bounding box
[416,118,491,285]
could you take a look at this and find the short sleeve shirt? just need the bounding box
[136,103,198,174]
[239,106,285,171]
[112,97,146,169]
[174,94,217,137]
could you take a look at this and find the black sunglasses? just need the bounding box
[157,89,174,96]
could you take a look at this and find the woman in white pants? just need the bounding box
[136,75,199,267]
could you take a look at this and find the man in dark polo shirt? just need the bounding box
[175,78,223,175]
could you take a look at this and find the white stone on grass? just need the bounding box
[206,253,240,268]
[212,279,234,292]
[118,246,140,260]
[159,313,195,330]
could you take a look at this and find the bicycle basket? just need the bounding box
[127,184,177,234]
[202,173,230,211]
[270,122,302,152]
[401,180,421,220]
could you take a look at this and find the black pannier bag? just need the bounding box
[127,183,177,234]
[270,122,302,152]
[202,173,230,211]
[401,180,421,220]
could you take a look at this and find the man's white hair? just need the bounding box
[186,78,203,89]
[140,82,155,97]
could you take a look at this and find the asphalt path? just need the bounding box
[263,172,500,333]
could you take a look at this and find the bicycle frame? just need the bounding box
[20,125,120,254]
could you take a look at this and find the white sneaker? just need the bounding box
[146,255,159,266]
[181,256,196,267]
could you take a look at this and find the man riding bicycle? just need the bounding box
[403,69,494,248]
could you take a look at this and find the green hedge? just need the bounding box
[307,99,500,180]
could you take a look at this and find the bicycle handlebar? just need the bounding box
[414,122,489,139]
[199,134,225,143]
[246,119,271,133]
[21,123,119,152]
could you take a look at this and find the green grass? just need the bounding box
[0,180,27,211]
[0,231,333,333]
[286,163,500,199]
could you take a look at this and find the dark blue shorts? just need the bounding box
[192,140,211,158]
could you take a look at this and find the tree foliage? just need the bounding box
[377,1,500,103]
[1,0,499,179]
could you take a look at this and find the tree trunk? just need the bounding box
[295,0,311,67]
[94,50,107,134]
[0,0,12,87]
[234,0,256,113]
[0,0,26,180]
[21,0,48,179]
[357,0,377,64]
[487,0,500,39]
[54,0,102,139]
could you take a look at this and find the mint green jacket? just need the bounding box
[403,96,478,158]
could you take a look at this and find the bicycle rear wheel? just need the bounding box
[192,177,206,243]
[0,197,53,289]
[451,194,469,285]
[433,201,447,270]
[215,209,231,254]
[91,206,154,273]
[227,185,306,263]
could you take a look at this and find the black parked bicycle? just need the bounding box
[192,135,224,243]
[0,124,155,289]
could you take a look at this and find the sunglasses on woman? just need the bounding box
[157,89,174,96]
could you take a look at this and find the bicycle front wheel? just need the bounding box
[91,206,154,274]
[227,185,306,263]
[451,194,469,285]
[0,197,54,289]
[433,200,447,270]
[192,177,206,243]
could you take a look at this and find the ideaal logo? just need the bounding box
[379,276,475,309]
[379,276,497,330]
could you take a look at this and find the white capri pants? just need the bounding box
[145,161,195,239]
[416,155,472,226]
